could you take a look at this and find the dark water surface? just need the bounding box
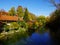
[13,32,52,45]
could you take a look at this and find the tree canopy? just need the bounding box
[16,6,24,17]
[23,8,29,22]
[8,7,16,16]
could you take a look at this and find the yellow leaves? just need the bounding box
[28,13,37,21]
[35,21,39,26]
[39,22,43,26]
[45,16,50,22]
[28,14,32,21]
[28,15,32,21]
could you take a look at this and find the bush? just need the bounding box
[18,21,28,29]
[3,22,19,32]
[0,27,28,45]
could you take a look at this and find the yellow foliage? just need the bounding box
[46,16,50,23]
[39,22,43,26]
[35,21,39,26]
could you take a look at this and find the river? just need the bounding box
[10,32,52,45]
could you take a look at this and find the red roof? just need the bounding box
[0,15,18,21]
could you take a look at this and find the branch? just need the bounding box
[50,0,60,9]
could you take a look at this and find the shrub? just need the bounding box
[0,27,28,45]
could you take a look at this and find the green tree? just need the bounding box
[37,15,46,25]
[28,13,37,21]
[46,10,60,28]
[8,7,16,16]
[16,6,24,17]
[23,8,29,22]
[49,9,60,23]
[37,15,46,32]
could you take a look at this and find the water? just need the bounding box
[13,32,52,45]
[26,32,51,45]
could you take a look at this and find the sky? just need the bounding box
[0,0,59,16]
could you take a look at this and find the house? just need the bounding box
[0,11,23,22]
[0,11,24,32]
[0,15,23,22]
[0,15,18,22]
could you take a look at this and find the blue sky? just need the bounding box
[0,0,59,16]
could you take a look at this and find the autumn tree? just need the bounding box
[16,6,24,17]
[37,15,46,26]
[45,9,60,42]
[23,8,29,22]
[28,13,37,21]
[45,16,50,23]
[46,0,60,26]
[8,7,16,16]
[37,15,46,32]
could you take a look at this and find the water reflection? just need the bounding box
[26,32,51,45]
[13,32,52,45]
